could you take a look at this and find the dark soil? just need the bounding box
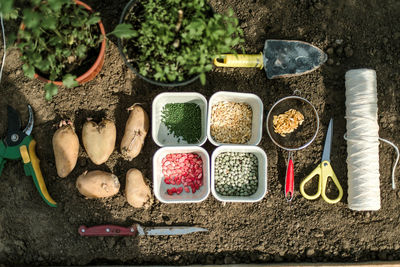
[1,0,400,265]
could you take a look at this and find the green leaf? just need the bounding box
[86,16,100,25]
[36,58,50,72]
[71,18,84,28]
[23,9,41,29]
[5,33,16,47]
[31,53,41,64]
[44,82,58,98]
[154,72,163,80]
[62,49,71,57]
[167,72,176,82]
[47,0,65,12]
[62,74,79,88]
[199,72,206,85]
[109,24,138,39]
[0,0,13,16]
[49,72,58,81]
[204,64,213,72]
[45,90,53,101]
[3,8,18,20]
[22,64,35,79]
[18,30,31,42]
[60,15,70,25]
[139,68,148,77]
[76,45,87,58]
[48,36,62,46]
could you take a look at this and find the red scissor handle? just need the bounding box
[285,154,294,201]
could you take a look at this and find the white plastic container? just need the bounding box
[153,146,210,203]
[207,91,263,146]
[211,145,267,202]
[152,92,207,146]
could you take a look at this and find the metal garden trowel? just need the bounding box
[213,40,327,79]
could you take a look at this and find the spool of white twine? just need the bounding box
[345,69,399,211]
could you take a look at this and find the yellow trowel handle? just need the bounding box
[213,53,264,69]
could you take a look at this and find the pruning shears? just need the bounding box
[0,105,56,207]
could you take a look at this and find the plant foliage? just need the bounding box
[111,0,243,85]
[17,0,101,100]
[0,0,14,16]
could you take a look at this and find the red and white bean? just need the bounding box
[162,153,203,195]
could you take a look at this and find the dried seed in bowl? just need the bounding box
[273,109,304,137]
[161,103,201,144]
[210,101,252,144]
[214,152,258,196]
[162,153,203,195]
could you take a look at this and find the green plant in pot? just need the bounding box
[17,0,106,100]
[112,0,243,86]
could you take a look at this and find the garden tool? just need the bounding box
[79,224,208,237]
[0,105,56,207]
[300,118,343,204]
[214,40,327,79]
[266,96,319,201]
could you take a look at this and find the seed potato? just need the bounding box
[121,104,149,161]
[76,170,120,198]
[82,119,116,165]
[52,120,79,178]
[125,168,152,208]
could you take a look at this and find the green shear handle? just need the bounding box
[0,136,56,207]
[20,138,57,207]
[0,155,5,175]
[300,160,343,204]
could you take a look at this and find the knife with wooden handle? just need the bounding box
[79,224,207,237]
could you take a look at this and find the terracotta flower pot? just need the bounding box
[20,0,106,86]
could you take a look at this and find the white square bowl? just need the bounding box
[152,92,207,146]
[153,146,210,203]
[211,145,267,202]
[207,91,263,146]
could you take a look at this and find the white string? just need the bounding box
[345,69,399,211]
[0,13,5,84]
[379,137,400,189]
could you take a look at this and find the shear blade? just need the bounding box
[321,118,333,163]
[6,105,22,135]
[22,105,34,136]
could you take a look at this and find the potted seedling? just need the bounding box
[17,0,106,100]
[111,0,243,86]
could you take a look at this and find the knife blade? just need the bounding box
[78,224,207,237]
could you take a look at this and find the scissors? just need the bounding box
[300,118,343,204]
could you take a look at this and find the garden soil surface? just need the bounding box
[1,0,400,265]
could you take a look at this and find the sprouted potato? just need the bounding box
[121,104,149,161]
